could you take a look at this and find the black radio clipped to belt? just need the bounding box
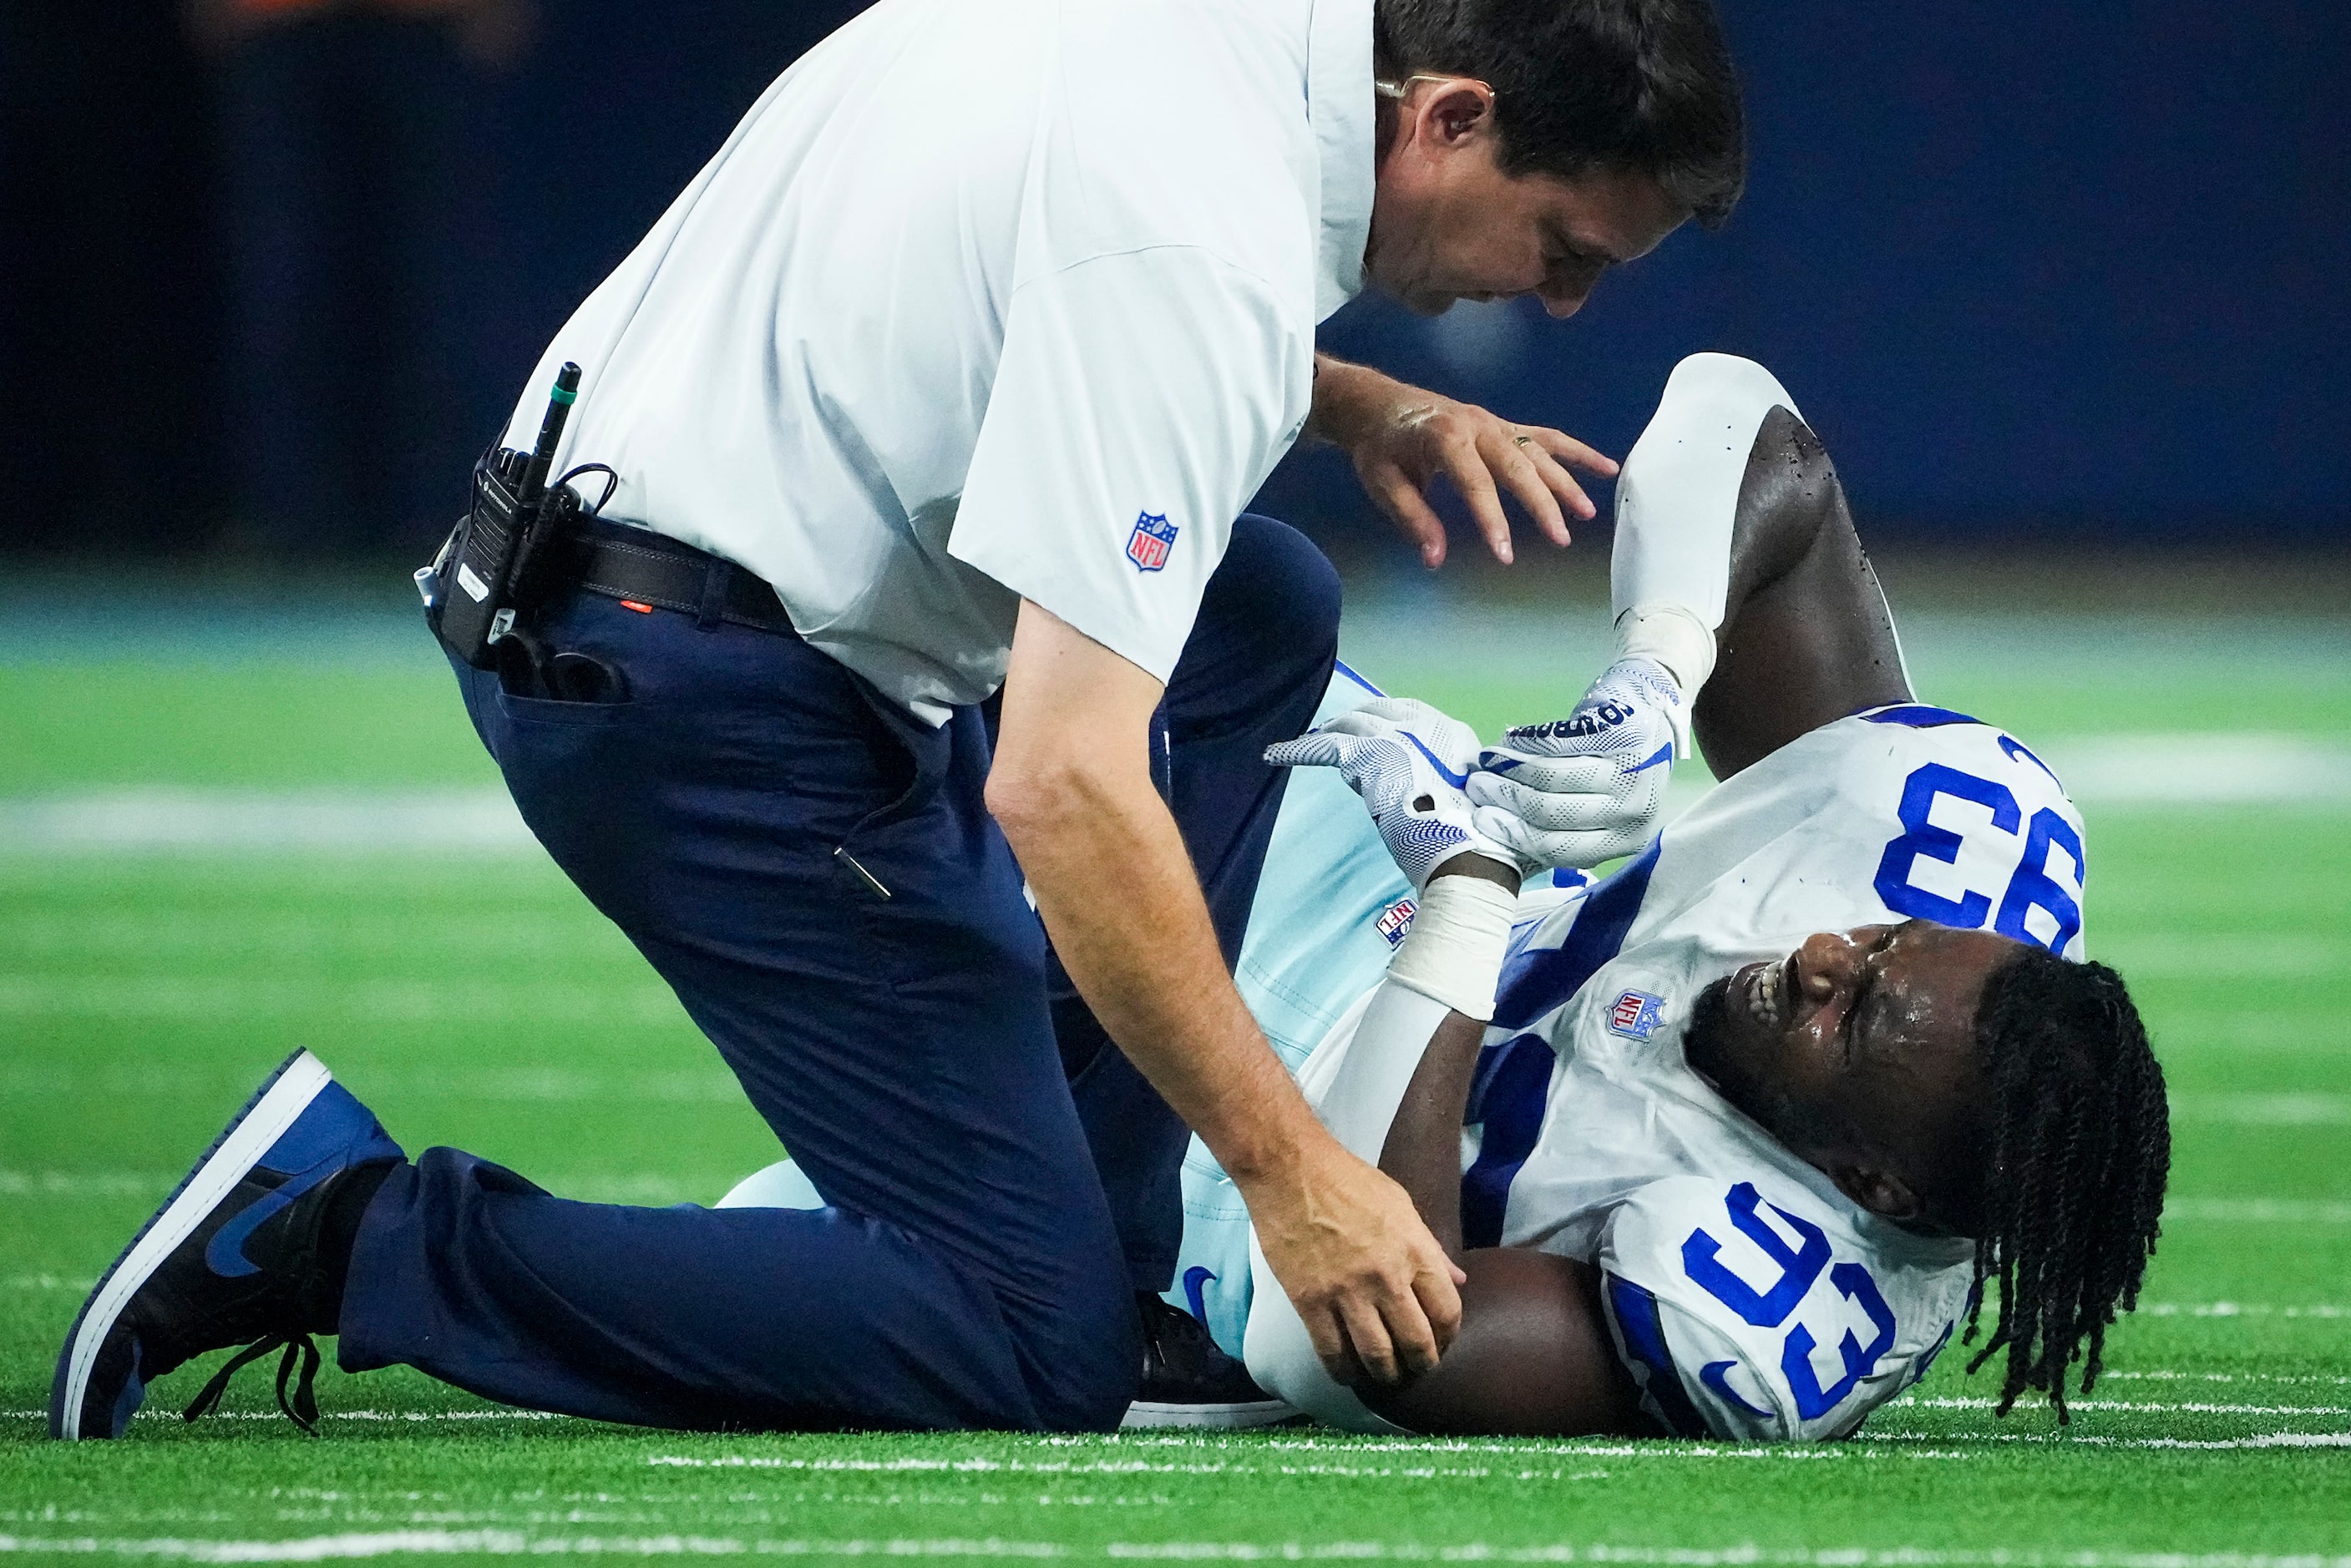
[421,362,794,704]
[420,362,601,671]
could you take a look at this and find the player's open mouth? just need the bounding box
[1740,954,1794,1032]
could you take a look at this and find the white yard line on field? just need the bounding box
[1106,1547,2351,1563]
[2100,1371,2351,1386]
[0,1171,727,1206]
[641,1458,1609,1480]
[2034,734,2351,805]
[2161,1200,2351,1222]
[2136,1302,2349,1318]
[0,975,681,1025]
[649,1425,2351,1471]
[0,790,536,856]
[2036,734,2351,805]
[2,732,2345,857]
[0,1533,1052,1560]
[1893,1397,2351,1416]
[0,914,594,964]
[1865,1432,2351,1454]
[2170,1095,2351,1127]
[0,1171,174,1197]
[8,1537,2351,1565]
[0,1408,569,1424]
[2098,1434,2351,1450]
[0,1067,737,1107]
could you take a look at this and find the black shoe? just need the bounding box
[50,1050,403,1439]
[1123,1291,1295,1429]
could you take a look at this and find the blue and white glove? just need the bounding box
[1264,697,1524,892]
[1467,657,1688,871]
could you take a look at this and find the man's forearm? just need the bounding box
[991,753,1317,1185]
[1305,353,1426,457]
[1305,352,1381,446]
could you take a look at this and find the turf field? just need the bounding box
[3,564,2348,1563]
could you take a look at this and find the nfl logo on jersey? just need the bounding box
[1608,989,1666,1039]
[1375,897,1418,948]
[1126,511,1178,573]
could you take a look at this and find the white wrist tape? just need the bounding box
[1386,872,1518,1024]
[1610,352,1803,649]
[1615,603,1716,698]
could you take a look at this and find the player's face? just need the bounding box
[1366,85,1685,319]
[1683,920,2024,1228]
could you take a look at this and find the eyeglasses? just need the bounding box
[1373,73,1497,101]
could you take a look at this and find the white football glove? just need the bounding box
[1467,657,1687,871]
[1264,697,1524,892]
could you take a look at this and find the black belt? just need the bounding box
[555,517,798,637]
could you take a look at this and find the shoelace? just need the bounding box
[181,1332,323,1435]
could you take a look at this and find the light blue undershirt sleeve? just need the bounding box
[1233,660,1416,1070]
[1173,661,1417,1356]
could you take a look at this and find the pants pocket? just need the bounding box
[493,687,632,728]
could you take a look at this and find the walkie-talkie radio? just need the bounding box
[422,362,583,670]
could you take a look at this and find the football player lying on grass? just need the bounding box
[736,353,2172,1440]
[1244,354,2171,1439]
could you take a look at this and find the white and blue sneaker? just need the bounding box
[49,1050,404,1439]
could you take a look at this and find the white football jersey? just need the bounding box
[1191,686,2090,1442]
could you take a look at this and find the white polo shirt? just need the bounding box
[504,0,1376,724]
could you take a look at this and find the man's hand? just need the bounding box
[1244,1139,1465,1385]
[1309,354,1618,569]
[1265,697,1528,890]
[1468,658,1686,871]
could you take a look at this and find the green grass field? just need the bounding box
[3,569,2348,1563]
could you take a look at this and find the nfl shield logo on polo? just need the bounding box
[1607,989,1666,1040]
[1126,511,1178,573]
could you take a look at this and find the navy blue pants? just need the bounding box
[341,515,1340,1432]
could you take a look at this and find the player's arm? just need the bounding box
[1610,353,1912,779]
[1690,402,1908,777]
[1469,357,1912,867]
[991,602,1462,1387]
[1347,868,1643,1437]
[1246,695,1651,1433]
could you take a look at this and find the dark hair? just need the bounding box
[1961,948,2170,1420]
[1371,0,1746,228]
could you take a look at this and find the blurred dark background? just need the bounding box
[3,0,2345,568]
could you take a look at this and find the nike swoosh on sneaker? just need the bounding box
[1401,731,1469,788]
[203,1161,339,1280]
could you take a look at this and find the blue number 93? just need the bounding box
[1682,1184,1898,1423]
[1872,761,2084,953]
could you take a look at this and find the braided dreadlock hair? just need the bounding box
[1960,948,2170,1420]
